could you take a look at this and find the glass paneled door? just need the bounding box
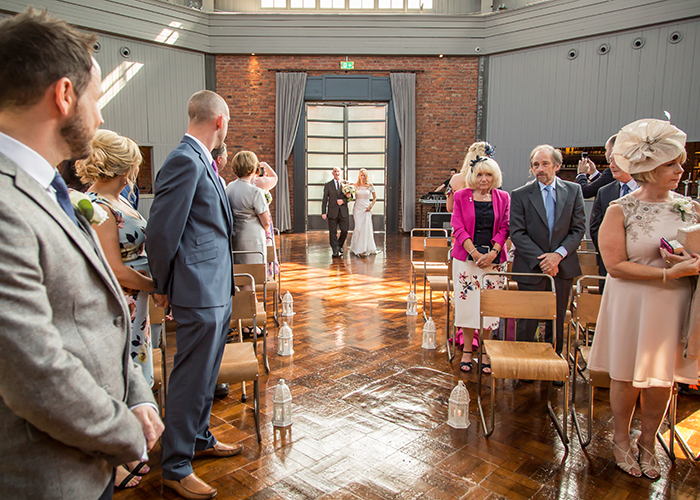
[306,103,387,231]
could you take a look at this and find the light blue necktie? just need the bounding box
[544,184,555,240]
[620,183,630,197]
[51,173,79,227]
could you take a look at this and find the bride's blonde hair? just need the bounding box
[356,168,373,187]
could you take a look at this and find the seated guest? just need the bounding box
[451,155,510,373]
[588,119,700,479]
[589,134,638,289]
[226,150,271,271]
[76,130,155,488]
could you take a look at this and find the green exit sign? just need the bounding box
[340,61,355,70]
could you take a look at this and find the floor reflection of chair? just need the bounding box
[148,296,168,416]
[425,248,455,360]
[476,272,570,448]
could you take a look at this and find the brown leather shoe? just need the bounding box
[163,473,217,500]
[193,441,243,459]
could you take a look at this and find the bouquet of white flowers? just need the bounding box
[341,181,355,202]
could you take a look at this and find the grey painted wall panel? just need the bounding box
[486,18,700,192]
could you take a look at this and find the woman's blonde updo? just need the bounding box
[459,141,495,180]
[75,129,142,186]
[231,150,259,178]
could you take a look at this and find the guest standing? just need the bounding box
[75,129,155,489]
[510,145,585,357]
[588,119,700,479]
[447,141,495,212]
[147,90,239,500]
[0,9,162,499]
[350,168,379,257]
[451,156,510,373]
[322,166,349,257]
[226,150,271,268]
[254,159,280,277]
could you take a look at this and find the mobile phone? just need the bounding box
[660,237,673,254]
[581,151,588,159]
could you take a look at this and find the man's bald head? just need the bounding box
[187,90,229,125]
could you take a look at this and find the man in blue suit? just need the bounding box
[147,90,238,500]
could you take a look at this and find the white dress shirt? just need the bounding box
[0,130,59,204]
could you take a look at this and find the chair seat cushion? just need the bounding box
[217,342,259,385]
[484,340,569,381]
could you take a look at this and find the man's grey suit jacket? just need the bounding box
[510,177,586,284]
[0,154,154,499]
[146,135,234,308]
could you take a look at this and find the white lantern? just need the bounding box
[281,291,295,316]
[277,321,294,356]
[447,380,470,429]
[422,317,437,349]
[272,379,292,427]
[406,291,418,316]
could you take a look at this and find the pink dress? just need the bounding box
[588,193,700,388]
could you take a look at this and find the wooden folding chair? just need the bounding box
[476,272,570,448]
[218,273,261,442]
[425,248,455,360]
[148,296,168,417]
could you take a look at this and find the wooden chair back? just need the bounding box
[480,289,557,322]
[231,273,258,321]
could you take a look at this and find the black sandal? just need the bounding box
[123,461,149,476]
[116,465,139,489]
[460,361,472,373]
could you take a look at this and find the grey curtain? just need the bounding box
[390,73,416,232]
[275,72,307,232]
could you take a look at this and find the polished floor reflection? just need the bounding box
[115,232,700,500]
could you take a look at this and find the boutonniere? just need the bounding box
[672,196,693,222]
[264,190,272,205]
[69,191,108,225]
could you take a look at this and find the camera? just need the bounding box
[258,164,265,176]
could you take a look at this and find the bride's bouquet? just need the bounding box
[341,181,355,202]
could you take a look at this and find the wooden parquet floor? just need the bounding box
[115,232,700,500]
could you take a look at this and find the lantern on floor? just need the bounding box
[422,317,437,349]
[281,291,295,316]
[448,380,470,429]
[277,321,294,356]
[406,291,418,316]
[272,379,292,427]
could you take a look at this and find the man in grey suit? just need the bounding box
[0,9,163,499]
[510,145,586,356]
[322,166,350,257]
[147,90,239,500]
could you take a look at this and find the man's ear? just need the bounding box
[215,114,225,130]
[53,77,75,116]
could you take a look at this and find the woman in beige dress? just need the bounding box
[588,119,700,479]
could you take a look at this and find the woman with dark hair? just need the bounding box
[589,119,700,479]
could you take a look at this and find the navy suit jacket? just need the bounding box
[575,167,614,199]
[589,180,621,276]
[510,177,586,284]
[321,179,349,219]
[146,136,234,308]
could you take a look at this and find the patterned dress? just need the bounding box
[89,193,153,387]
[588,193,700,388]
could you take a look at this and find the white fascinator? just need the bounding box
[612,119,687,174]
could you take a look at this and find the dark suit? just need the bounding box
[510,178,586,354]
[590,181,625,289]
[146,135,234,481]
[322,179,349,254]
[575,167,614,199]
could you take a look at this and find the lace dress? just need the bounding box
[588,193,700,388]
[350,185,379,256]
[89,193,153,386]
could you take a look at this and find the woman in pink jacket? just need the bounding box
[451,156,510,373]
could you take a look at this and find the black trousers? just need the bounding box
[98,469,116,500]
[515,275,572,355]
[328,212,348,252]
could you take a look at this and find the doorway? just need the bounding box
[305,102,388,232]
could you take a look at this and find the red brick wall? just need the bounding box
[215,55,478,231]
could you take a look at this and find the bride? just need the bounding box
[350,168,379,257]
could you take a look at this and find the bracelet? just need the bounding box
[468,248,478,256]
[662,268,667,283]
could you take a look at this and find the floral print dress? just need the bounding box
[88,193,153,387]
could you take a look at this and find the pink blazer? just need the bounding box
[451,188,510,263]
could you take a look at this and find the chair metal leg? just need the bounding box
[546,380,569,448]
[571,344,592,447]
[476,336,496,437]
[446,292,455,362]
[657,385,677,461]
[241,380,247,402]
[254,379,262,442]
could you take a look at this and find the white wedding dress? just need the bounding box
[351,185,379,256]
